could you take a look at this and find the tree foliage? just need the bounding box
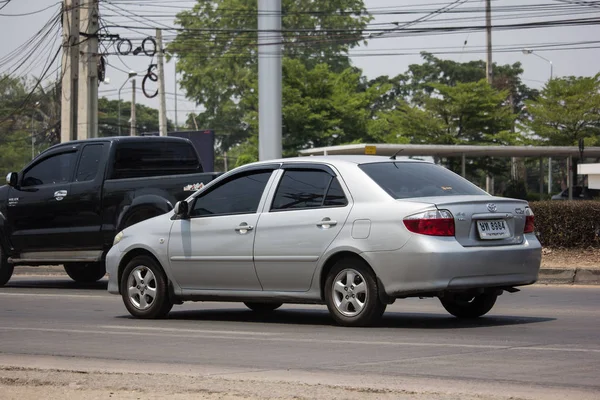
[524,74,600,146]
[98,97,173,137]
[168,0,371,151]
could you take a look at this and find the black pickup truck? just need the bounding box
[0,136,221,285]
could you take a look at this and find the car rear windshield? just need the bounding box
[111,141,202,179]
[359,162,487,199]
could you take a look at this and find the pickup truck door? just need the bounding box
[168,167,277,291]
[7,148,79,253]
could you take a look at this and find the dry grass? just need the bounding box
[541,247,600,269]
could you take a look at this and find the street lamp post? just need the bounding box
[522,49,553,80]
[118,71,137,135]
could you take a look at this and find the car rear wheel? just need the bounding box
[120,255,173,319]
[324,258,386,327]
[63,262,106,283]
[0,249,14,286]
[439,292,498,318]
[244,302,282,312]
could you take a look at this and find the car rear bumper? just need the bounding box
[361,234,542,298]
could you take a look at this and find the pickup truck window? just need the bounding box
[22,152,77,187]
[190,171,272,217]
[76,144,103,182]
[111,141,201,179]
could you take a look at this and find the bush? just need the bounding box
[530,201,600,248]
[503,179,528,200]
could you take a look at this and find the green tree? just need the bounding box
[524,74,600,146]
[168,0,371,152]
[97,97,173,137]
[230,59,391,163]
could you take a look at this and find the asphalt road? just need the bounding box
[1,276,599,399]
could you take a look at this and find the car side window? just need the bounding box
[271,170,347,211]
[76,144,103,182]
[22,152,77,187]
[190,171,273,217]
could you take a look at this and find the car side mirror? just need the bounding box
[173,201,189,218]
[6,172,18,187]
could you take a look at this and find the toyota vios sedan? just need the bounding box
[107,156,542,327]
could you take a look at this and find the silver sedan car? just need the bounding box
[107,156,541,327]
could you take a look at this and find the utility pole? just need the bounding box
[174,62,178,129]
[485,0,494,194]
[258,0,282,160]
[156,28,167,136]
[60,0,80,143]
[77,0,99,139]
[485,0,493,84]
[130,78,136,136]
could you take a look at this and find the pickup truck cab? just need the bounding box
[0,136,220,285]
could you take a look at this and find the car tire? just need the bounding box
[63,262,106,283]
[0,249,14,287]
[324,257,386,327]
[244,302,282,312]
[120,255,173,319]
[439,292,498,319]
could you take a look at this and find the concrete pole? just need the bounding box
[567,156,573,200]
[77,0,99,139]
[548,157,552,194]
[174,63,178,129]
[156,29,168,136]
[485,0,493,84]
[539,158,543,195]
[258,0,282,160]
[130,79,136,136]
[461,154,466,177]
[60,0,80,143]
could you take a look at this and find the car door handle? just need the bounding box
[316,218,337,229]
[54,190,67,200]
[234,223,254,234]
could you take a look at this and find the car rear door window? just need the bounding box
[359,162,487,199]
[76,144,104,182]
[271,170,347,210]
[190,171,273,217]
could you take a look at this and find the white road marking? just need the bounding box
[1,326,599,355]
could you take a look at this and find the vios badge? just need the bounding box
[487,203,497,212]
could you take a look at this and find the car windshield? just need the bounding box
[359,162,488,199]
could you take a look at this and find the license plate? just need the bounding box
[477,219,510,239]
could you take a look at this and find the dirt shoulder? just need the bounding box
[541,247,600,269]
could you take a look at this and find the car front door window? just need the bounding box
[22,152,77,187]
[190,171,273,217]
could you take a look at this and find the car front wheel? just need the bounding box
[324,258,386,327]
[120,255,173,319]
[439,292,498,318]
[0,249,14,286]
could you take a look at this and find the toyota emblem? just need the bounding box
[487,203,497,212]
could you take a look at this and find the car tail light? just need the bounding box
[403,210,455,236]
[524,207,535,233]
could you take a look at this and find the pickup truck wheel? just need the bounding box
[0,250,14,286]
[63,262,106,283]
[120,255,173,319]
[439,292,498,319]
[244,302,282,312]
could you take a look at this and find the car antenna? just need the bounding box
[389,149,403,160]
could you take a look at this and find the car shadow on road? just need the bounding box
[5,277,108,291]
[160,308,555,329]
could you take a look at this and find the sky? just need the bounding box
[1,0,599,128]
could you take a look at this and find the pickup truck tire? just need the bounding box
[120,255,173,319]
[63,262,106,283]
[0,250,14,286]
[439,292,498,319]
